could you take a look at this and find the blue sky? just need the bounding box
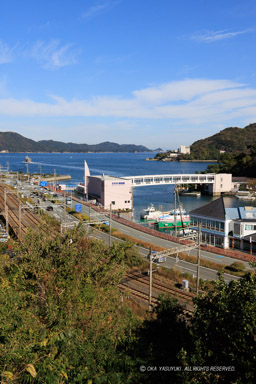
[1,0,256,149]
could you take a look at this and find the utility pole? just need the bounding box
[6,207,9,239]
[196,223,201,294]
[174,187,177,237]
[63,191,66,234]
[148,247,153,310]
[131,186,134,220]
[109,203,112,248]
[19,204,22,239]
[26,163,29,182]
[54,169,56,192]
[4,189,9,238]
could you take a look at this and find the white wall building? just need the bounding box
[87,174,132,210]
[190,198,256,252]
[179,145,190,154]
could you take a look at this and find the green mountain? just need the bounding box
[188,123,256,160]
[0,132,150,153]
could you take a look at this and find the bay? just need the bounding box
[0,152,254,221]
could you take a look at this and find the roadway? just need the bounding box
[9,180,249,284]
[69,200,253,271]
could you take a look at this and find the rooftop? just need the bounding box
[190,197,256,222]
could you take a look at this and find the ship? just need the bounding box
[140,204,164,220]
[24,156,32,163]
[235,191,256,200]
[140,204,190,228]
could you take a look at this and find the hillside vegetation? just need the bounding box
[0,132,150,153]
[187,123,256,160]
[1,225,256,383]
[206,146,256,177]
[154,123,256,161]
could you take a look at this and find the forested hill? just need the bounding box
[188,123,256,160]
[0,132,150,152]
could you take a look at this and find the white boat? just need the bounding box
[140,204,163,220]
[235,191,256,200]
[140,203,190,224]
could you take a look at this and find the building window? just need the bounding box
[234,223,240,235]
[245,224,254,231]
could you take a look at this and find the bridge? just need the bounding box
[123,173,216,187]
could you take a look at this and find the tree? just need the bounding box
[182,273,256,383]
[0,225,137,383]
[128,295,191,384]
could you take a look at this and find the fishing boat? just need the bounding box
[140,204,164,221]
[156,210,190,229]
[140,204,190,228]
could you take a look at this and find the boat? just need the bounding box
[235,191,256,200]
[179,189,201,197]
[140,204,164,220]
[156,210,190,228]
[140,204,190,228]
[24,156,31,163]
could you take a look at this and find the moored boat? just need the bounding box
[140,204,164,220]
[140,204,190,228]
[235,191,256,200]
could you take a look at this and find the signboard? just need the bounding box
[75,204,82,212]
[40,181,47,187]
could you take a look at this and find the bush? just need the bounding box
[229,261,246,271]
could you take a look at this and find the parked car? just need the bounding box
[46,206,53,211]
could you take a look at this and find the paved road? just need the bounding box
[71,201,253,271]
[90,228,240,284]
[13,182,248,283]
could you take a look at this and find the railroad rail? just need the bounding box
[120,271,194,314]
[0,184,42,239]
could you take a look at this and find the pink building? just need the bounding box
[76,161,132,210]
[87,174,133,210]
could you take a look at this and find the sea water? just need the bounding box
[0,152,254,221]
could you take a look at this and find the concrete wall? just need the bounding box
[87,176,132,210]
[104,179,132,210]
[208,173,233,195]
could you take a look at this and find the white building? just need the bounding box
[179,145,190,154]
[76,161,133,210]
[190,197,256,252]
[87,174,132,210]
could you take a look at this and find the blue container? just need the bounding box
[40,181,47,187]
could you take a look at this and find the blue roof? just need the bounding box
[225,208,240,220]
[238,206,256,220]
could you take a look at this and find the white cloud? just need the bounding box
[82,1,120,20]
[191,28,253,42]
[0,40,14,64]
[1,79,256,127]
[29,40,78,69]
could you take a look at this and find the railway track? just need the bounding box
[120,271,194,314]
[0,184,42,238]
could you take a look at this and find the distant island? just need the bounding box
[0,132,152,153]
[152,123,256,161]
